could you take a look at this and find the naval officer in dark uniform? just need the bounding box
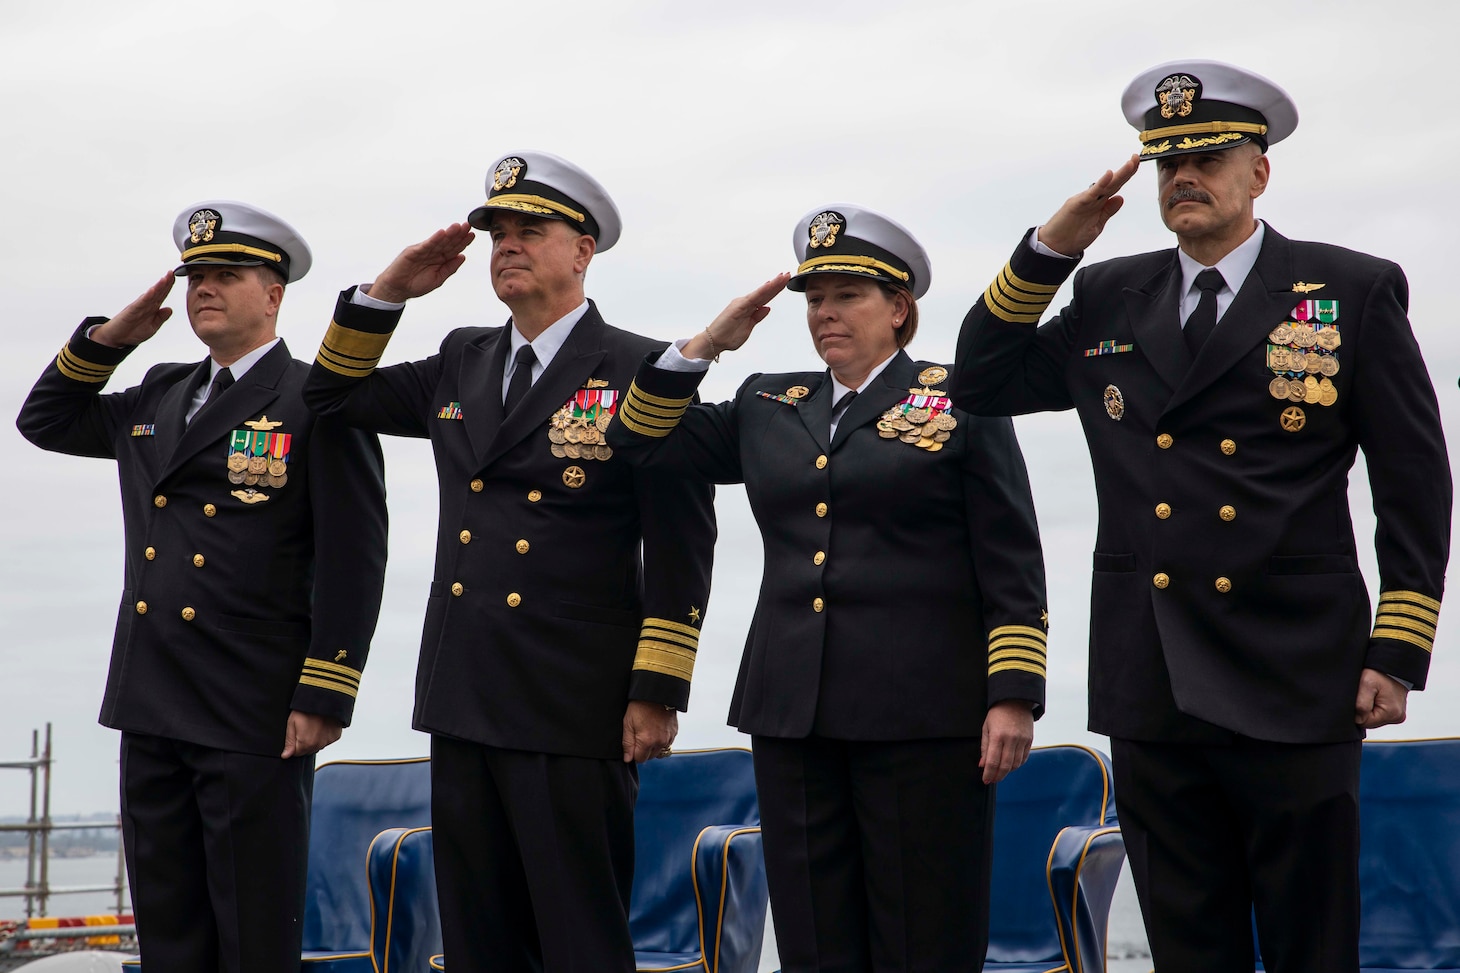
[302,152,716,972]
[17,202,388,972]
[953,61,1451,973]
[607,206,1049,972]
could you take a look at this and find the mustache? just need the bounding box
[1166,187,1212,208]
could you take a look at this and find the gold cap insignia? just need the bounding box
[807,211,843,250]
[918,366,948,387]
[585,378,610,389]
[1292,281,1326,294]
[785,385,810,399]
[493,157,525,192]
[244,415,284,431]
[188,209,220,244]
[1155,74,1199,119]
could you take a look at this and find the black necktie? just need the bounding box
[1184,268,1226,356]
[190,367,233,425]
[504,345,538,414]
[830,389,857,432]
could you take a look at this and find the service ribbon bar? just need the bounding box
[618,381,692,439]
[299,658,363,698]
[983,263,1060,325]
[1084,341,1135,357]
[1372,590,1441,653]
[316,320,392,378]
[987,624,1049,678]
[633,618,700,681]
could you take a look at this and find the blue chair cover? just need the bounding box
[368,827,440,973]
[986,744,1124,973]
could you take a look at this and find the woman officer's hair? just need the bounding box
[881,283,919,348]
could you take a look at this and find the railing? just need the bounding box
[0,725,128,918]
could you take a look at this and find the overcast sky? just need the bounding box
[3,0,1458,818]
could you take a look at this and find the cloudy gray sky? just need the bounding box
[4,0,1458,825]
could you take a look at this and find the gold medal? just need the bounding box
[933,413,957,431]
[1269,377,1290,399]
[921,422,939,438]
[228,470,247,484]
[933,430,951,443]
[918,366,948,386]
[247,455,268,475]
[1280,406,1306,432]
[565,443,583,459]
[878,428,899,440]
[899,430,920,444]
[565,425,583,444]
[227,453,249,473]
[1292,326,1318,348]
[581,426,601,445]
[551,443,567,459]
[893,418,914,432]
[267,473,288,488]
[550,409,574,429]
[1287,350,1307,371]
[1318,377,1337,407]
[1304,355,1323,375]
[244,473,261,486]
[905,407,932,424]
[1286,381,1306,403]
[1316,330,1341,352]
[595,412,614,432]
[915,436,935,448]
[786,386,810,400]
[1303,376,1321,404]
[594,444,613,461]
[267,459,287,477]
[923,442,944,452]
[1269,324,1294,344]
[549,428,567,445]
[1269,347,1292,370]
[1318,356,1339,377]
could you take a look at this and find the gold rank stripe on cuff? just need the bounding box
[1373,590,1441,653]
[983,263,1061,325]
[300,658,363,696]
[56,344,118,384]
[633,618,701,681]
[988,624,1048,678]
[618,381,693,439]
[315,321,393,378]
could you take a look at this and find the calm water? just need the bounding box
[0,852,1152,970]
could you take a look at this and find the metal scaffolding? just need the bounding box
[0,725,128,918]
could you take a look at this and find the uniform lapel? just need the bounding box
[151,358,210,466]
[477,306,607,470]
[1122,255,1191,394]
[160,341,287,483]
[459,328,509,464]
[1165,227,1296,414]
[794,375,833,454]
[832,350,917,451]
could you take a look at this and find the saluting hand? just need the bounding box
[367,223,476,304]
[622,700,678,764]
[680,274,791,361]
[1355,668,1409,730]
[88,272,176,349]
[980,699,1035,784]
[1036,154,1141,257]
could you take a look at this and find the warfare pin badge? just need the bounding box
[1103,384,1125,420]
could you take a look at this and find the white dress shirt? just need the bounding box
[185,338,280,422]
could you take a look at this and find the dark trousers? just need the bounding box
[119,732,312,973]
[1111,737,1361,973]
[430,735,639,973]
[752,735,995,973]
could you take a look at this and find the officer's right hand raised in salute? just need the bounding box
[362,222,475,304]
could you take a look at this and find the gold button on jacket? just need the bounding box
[1155,503,1172,520]
[515,539,530,554]
[813,551,826,565]
[470,478,484,492]
[144,547,156,561]
[1219,505,1236,522]
[135,601,148,615]
[527,489,542,502]
[815,455,828,469]
[181,607,196,621]
[451,582,464,597]
[1157,434,1173,449]
[460,530,472,544]
[192,554,205,568]
[203,504,217,517]
[507,592,522,607]
[1215,577,1232,593]
[815,502,828,518]
[1220,439,1237,455]
[153,495,167,508]
[1153,573,1170,589]
[812,597,824,612]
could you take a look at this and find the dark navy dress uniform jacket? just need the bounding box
[954,225,1451,744]
[17,326,389,755]
[607,348,1049,740]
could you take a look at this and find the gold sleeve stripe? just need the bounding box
[1378,590,1442,612]
[316,322,392,377]
[1000,265,1060,296]
[618,410,678,438]
[626,382,694,409]
[622,397,688,419]
[1372,615,1436,639]
[299,674,360,697]
[633,641,696,681]
[1376,601,1440,625]
[618,410,680,431]
[641,629,698,651]
[990,648,1048,666]
[316,348,378,378]
[982,263,1061,325]
[988,624,1048,642]
[642,618,702,640]
[990,660,1047,677]
[1372,628,1435,653]
[303,658,363,683]
[989,637,1048,657]
[56,346,117,383]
